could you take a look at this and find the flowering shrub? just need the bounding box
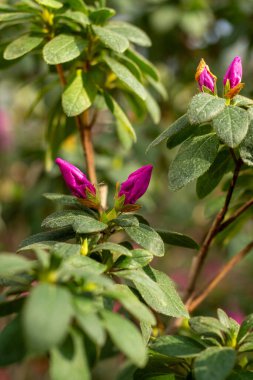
[1,1,253,380]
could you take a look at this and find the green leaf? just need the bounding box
[0,12,32,22]
[104,93,137,149]
[126,49,159,81]
[196,148,233,198]
[93,25,129,53]
[62,72,96,116]
[59,10,89,28]
[118,268,188,318]
[213,106,249,148]
[50,330,90,380]
[43,34,87,64]
[0,317,26,366]
[189,316,227,341]
[23,283,73,353]
[156,230,199,249]
[44,193,95,215]
[167,124,212,150]
[169,133,219,191]
[103,284,156,325]
[147,114,189,151]
[240,120,253,166]
[114,249,153,269]
[92,242,132,257]
[194,347,236,380]
[41,210,92,230]
[103,56,146,100]
[124,223,164,257]
[75,312,105,346]
[188,93,226,124]
[150,335,205,358]
[145,91,161,124]
[100,309,147,367]
[145,267,188,318]
[111,214,139,228]
[61,255,106,275]
[89,7,115,24]
[65,0,87,13]
[73,215,107,233]
[0,253,34,277]
[238,314,253,342]
[36,0,63,9]
[233,95,253,108]
[108,21,151,47]
[4,34,43,60]
[227,371,253,380]
[20,227,75,248]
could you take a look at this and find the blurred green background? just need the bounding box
[1,0,253,333]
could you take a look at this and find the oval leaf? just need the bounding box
[150,335,205,358]
[62,73,94,116]
[168,133,219,191]
[22,284,73,353]
[4,34,43,60]
[43,34,87,64]
[108,21,151,47]
[188,93,226,124]
[124,223,164,257]
[194,347,236,380]
[73,215,108,233]
[239,119,253,166]
[100,309,147,367]
[156,230,199,249]
[213,106,249,148]
[93,25,129,53]
[103,56,146,101]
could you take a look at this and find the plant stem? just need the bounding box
[187,241,253,312]
[217,198,253,234]
[184,157,242,302]
[55,64,97,185]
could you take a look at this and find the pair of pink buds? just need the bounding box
[55,158,153,207]
[196,56,244,98]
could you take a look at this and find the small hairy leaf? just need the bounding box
[23,284,73,353]
[124,223,164,257]
[108,21,151,47]
[168,133,219,191]
[93,25,129,53]
[4,34,43,60]
[188,93,226,124]
[213,106,249,148]
[194,347,236,380]
[100,309,147,367]
[43,34,87,64]
[103,56,146,100]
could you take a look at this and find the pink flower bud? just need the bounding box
[195,59,216,93]
[223,56,242,89]
[119,165,153,205]
[55,158,96,199]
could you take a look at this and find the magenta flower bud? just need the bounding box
[198,67,215,92]
[223,56,242,89]
[55,158,96,199]
[195,59,216,93]
[119,165,153,205]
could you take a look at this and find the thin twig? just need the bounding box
[217,198,253,234]
[184,158,242,302]
[187,241,253,313]
[55,64,97,185]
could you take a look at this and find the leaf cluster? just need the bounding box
[0,191,193,377]
[119,309,253,380]
[1,0,165,155]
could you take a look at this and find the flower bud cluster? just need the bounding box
[55,158,153,213]
[195,56,243,99]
